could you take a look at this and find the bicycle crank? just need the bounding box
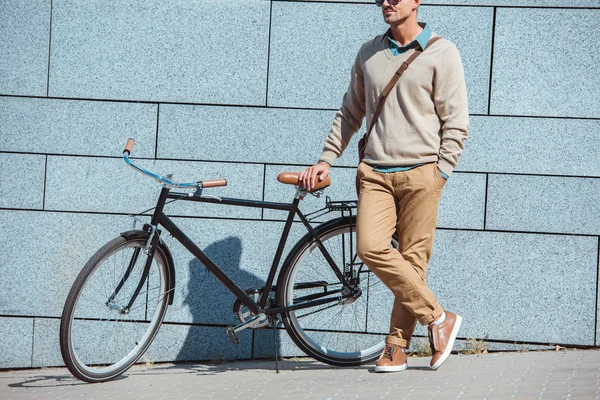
[226,314,270,344]
[232,287,274,324]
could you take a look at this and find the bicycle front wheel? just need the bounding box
[60,234,170,383]
[277,216,397,366]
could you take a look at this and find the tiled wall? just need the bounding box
[0,0,598,368]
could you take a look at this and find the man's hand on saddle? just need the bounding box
[299,162,330,191]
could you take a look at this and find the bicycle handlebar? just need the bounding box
[123,138,135,155]
[122,138,227,190]
[202,179,227,188]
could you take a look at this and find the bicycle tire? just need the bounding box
[60,233,170,383]
[277,216,398,366]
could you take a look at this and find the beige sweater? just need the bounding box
[319,32,469,177]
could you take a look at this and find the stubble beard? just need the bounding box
[382,6,412,27]
[383,13,409,27]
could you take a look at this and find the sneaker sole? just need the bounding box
[374,363,407,373]
[430,315,462,371]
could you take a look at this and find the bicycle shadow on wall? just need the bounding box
[177,236,283,363]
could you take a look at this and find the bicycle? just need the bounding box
[59,138,398,383]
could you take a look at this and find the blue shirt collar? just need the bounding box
[387,22,431,54]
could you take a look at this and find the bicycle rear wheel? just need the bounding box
[60,234,170,382]
[277,216,397,366]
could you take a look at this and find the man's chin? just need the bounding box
[383,14,399,24]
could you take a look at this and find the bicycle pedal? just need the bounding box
[226,314,269,345]
[226,326,240,345]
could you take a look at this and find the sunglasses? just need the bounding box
[375,0,401,6]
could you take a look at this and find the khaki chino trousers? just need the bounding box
[356,161,445,348]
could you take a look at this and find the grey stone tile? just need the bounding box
[268,3,492,114]
[49,0,270,105]
[438,172,486,230]
[0,0,50,96]
[263,164,486,230]
[253,328,326,359]
[146,323,252,363]
[268,2,383,110]
[158,104,361,166]
[418,5,494,115]
[411,230,598,345]
[486,174,600,235]
[31,317,252,368]
[0,97,157,157]
[0,153,46,210]
[460,116,600,177]
[33,319,251,369]
[491,8,600,118]
[0,317,33,368]
[0,211,138,317]
[44,156,264,219]
[60,319,160,368]
[32,318,63,367]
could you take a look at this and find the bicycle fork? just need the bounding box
[106,224,161,314]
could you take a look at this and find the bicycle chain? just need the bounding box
[294,302,340,320]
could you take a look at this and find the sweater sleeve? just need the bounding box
[319,49,366,166]
[433,44,469,177]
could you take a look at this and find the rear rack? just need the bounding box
[305,196,357,222]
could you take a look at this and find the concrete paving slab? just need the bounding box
[1,350,599,399]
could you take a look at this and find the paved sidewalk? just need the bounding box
[1,350,599,400]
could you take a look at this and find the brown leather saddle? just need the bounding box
[277,172,331,192]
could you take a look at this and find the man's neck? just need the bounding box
[389,21,423,47]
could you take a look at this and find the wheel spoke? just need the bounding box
[279,219,394,364]
[61,238,169,382]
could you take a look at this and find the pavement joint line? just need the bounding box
[2,350,600,399]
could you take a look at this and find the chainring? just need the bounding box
[232,288,274,328]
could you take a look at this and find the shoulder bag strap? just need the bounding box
[360,35,442,148]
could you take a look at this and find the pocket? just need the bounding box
[433,164,446,185]
[356,163,366,197]
[356,162,367,179]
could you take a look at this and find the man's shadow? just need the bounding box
[176,237,282,362]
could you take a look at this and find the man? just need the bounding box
[299,0,469,372]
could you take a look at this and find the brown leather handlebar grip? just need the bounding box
[123,138,135,154]
[202,179,227,188]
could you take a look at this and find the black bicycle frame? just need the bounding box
[141,186,351,317]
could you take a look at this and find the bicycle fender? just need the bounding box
[279,215,355,277]
[120,229,176,305]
